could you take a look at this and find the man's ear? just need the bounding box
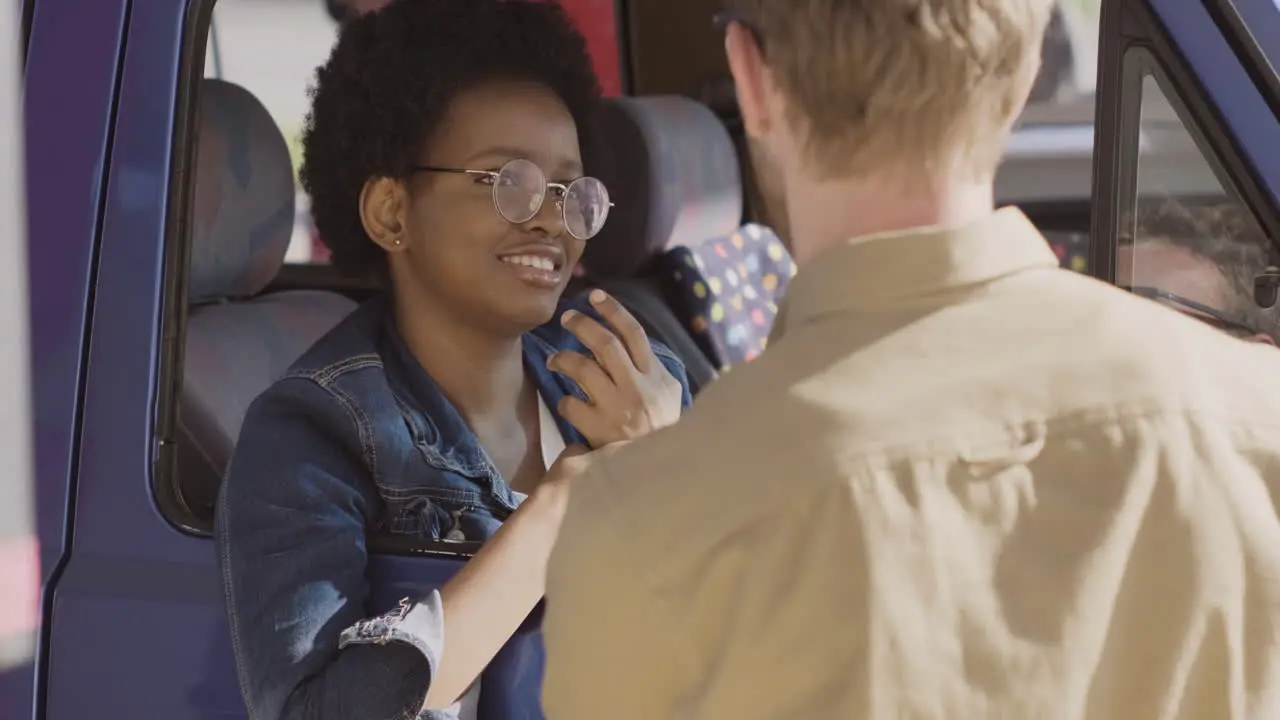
[359,176,408,253]
[724,22,772,140]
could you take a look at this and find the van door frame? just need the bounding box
[1089,0,1280,283]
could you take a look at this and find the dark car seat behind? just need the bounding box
[177,79,356,522]
[583,95,795,376]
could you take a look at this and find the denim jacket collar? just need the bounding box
[376,297,593,509]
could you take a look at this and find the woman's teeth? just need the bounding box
[501,255,558,271]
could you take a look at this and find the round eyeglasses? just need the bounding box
[412,158,613,241]
[1124,285,1260,337]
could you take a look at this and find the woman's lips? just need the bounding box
[499,253,564,289]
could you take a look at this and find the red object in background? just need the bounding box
[556,0,622,96]
[310,219,332,264]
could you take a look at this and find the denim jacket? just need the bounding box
[215,294,692,720]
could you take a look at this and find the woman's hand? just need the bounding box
[548,290,683,448]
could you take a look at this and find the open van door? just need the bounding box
[1090,0,1280,283]
[0,0,39,715]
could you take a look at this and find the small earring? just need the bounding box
[393,238,402,246]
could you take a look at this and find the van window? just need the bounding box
[995,0,1100,274]
[204,0,335,263]
[1116,58,1277,343]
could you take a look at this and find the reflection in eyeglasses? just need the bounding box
[1123,285,1260,338]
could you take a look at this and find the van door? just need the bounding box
[1090,0,1280,287]
[0,0,38,717]
[39,1,546,717]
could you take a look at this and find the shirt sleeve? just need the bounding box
[215,377,447,720]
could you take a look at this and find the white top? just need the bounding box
[537,391,568,470]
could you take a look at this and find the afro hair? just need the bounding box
[300,0,602,277]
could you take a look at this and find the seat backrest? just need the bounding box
[579,95,750,392]
[584,95,744,279]
[179,79,356,520]
[586,94,795,372]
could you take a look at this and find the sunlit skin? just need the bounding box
[1116,241,1276,345]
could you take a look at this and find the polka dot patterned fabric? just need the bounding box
[665,223,797,368]
[1045,230,1089,273]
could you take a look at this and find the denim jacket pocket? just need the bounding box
[382,487,501,543]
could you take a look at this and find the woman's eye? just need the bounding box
[475,174,498,186]
[549,184,568,199]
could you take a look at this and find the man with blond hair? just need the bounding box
[539,1,1280,718]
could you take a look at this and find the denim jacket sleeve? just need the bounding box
[215,376,442,720]
[651,340,695,410]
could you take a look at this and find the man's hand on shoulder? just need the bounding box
[531,440,635,531]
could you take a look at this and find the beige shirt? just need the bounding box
[541,208,1280,720]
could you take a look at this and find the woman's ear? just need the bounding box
[359,176,408,252]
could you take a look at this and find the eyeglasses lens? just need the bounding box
[492,158,545,225]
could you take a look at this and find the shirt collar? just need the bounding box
[774,208,1058,336]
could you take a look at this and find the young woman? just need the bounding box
[215,2,692,718]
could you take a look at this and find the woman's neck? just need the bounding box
[391,292,529,424]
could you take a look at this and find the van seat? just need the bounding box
[585,94,795,374]
[178,79,356,521]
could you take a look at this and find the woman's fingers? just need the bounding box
[560,309,636,382]
[547,350,615,404]
[585,290,654,374]
[556,395,608,446]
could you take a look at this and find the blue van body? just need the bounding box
[6,0,1279,717]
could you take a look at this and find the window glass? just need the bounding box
[997,1,1101,209]
[204,0,336,263]
[1116,70,1280,344]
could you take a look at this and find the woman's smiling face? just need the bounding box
[368,79,590,336]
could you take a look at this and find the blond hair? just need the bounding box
[730,0,1054,179]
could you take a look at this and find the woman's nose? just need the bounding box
[522,190,566,236]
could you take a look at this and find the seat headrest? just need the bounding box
[190,79,295,303]
[583,96,743,279]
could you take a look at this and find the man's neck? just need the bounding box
[784,171,996,266]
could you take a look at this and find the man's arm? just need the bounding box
[218,378,583,718]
